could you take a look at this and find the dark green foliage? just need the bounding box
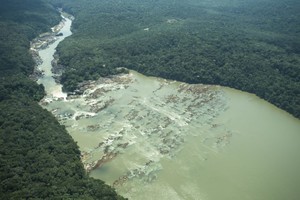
[0,0,61,34]
[0,0,61,100]
[0,0,126,199]
[0,75,45,101]
[0,0,61,75]
[49,0,300,118]
[0,99,125,199]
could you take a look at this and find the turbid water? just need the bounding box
[36,15,72,99]
[36,16,300,200]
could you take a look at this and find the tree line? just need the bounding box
[0,0,125,199]
[50,0,299,118]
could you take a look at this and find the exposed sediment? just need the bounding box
[40,71,230,188]
[30,14,69,81]
[31,14,231,185]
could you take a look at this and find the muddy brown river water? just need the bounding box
[35,16,300,200]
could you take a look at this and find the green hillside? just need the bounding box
[50,0,299,118]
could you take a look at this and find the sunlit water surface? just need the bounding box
[37,17,300,200]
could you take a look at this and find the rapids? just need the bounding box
[35,14,300,200]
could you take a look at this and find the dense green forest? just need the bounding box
[0,0,125,199]
[49,0,299,118]
[0,0,299,198]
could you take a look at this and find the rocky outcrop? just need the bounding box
[29,14,68,81]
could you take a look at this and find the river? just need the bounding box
[36,15,72,99]
[36,16,300,200]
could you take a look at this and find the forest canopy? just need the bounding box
[48,0,299,118]
[1,0,299,198]
[0,0,125,199]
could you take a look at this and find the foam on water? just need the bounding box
[36,14,300,200]
[41,71,228,194]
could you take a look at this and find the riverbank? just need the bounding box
[33,13,72,100]
[1,1,125,199]
[29,19,64,81]
[32,6,300,200]
[38,65,300,200]
[40,70,228,186]
[30,12,73,81]
[28,9,126,199]
[50,0,300,119]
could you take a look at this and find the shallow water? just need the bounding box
[37,16,300,200]
[37,16,72,99]
[115,87,300,200]
[87,76,300,200]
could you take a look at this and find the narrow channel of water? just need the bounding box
[35,15,300,200]
[37,15,72,99]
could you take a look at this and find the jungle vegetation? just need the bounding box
[50,0,299,118]
[0,0,125,199]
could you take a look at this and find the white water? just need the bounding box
[36,16,300,200]
[37,16,72,99]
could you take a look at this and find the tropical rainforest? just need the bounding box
[0,0,299,198]
[0,0,125,199]
[49,0,299,118]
